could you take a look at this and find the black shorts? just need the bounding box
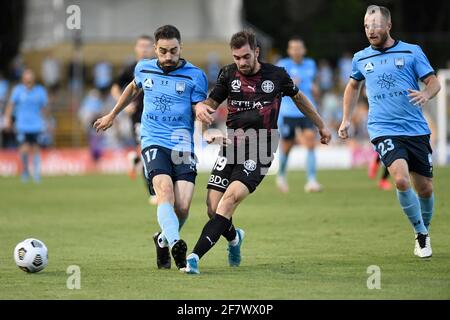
[16,132,42,145]
[279,116,315,140]
[207,140,275,194]
[371,135,433,178]
[141,145,197,195]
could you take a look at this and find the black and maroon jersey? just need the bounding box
[209,62,299,133]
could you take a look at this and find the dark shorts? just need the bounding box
[371,135,433,178]
[141,145,197,196]
[207,141,275,194]
[16,132,42,145]
[279,116,315,140]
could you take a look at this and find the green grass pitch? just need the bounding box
[0,168,449,299]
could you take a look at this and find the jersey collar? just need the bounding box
[371,39,399,52]
[156,58,187,73]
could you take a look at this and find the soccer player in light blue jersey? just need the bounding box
[5,69,48,183]
[276,37,323,193]
[94,25,208,270]
[339,6,441,258]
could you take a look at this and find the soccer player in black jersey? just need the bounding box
[110,35,157,204]
[184,30,332,274]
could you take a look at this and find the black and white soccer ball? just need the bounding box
[13,238,48,273]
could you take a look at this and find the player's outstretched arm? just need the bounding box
[93,80,141,132]
[291,91,331,145]
[194,98,220,125]
[408,75,441,106]
[338,79,363,139]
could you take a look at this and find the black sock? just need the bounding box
[222,217,237,242]
[193,214,231,259]
[382,167,389,179]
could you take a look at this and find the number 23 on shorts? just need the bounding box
[377,138,395,157]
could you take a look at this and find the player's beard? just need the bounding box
[160,58,180,71]
[369,31,389,49]
[238,57,257,75]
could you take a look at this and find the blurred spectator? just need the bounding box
[320,86,342,138]
[68,51,86,93]
[0,72,10,147]
[0,72,9,111]
[78,88,105,163]
[317,59,334,93]
[11,55,25,81]
[88,119,104,165]
[78,88,104,131]
[93,60,113,94]
[100,94,134,149]
[206,52,221,86]
[39,115,56,148]
[349,100,369,142]
[338,52,353,89]
[41,53,61,93]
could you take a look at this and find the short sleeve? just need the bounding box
[9,86,20,105]
[276,59,286,68]
[134,62,142,88]
[414,45,435,81]
[280,68,299,97]
[350,54,365,81]
[208,67,230,104]
[191,71,208,104]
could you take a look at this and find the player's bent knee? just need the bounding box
[417,183,433,198]
[155,185,174,203]
[174,205,189,219]
[393,176,411,191]
[218,193,239,214]
[206,205,215,219]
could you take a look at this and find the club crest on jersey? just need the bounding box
[231,80,241,92]
[394,57,405,69]
[175,81,186,94]
[244,159,257,172]
[143,78,154,89]
[261,80,274,93]
[364,62,374,73]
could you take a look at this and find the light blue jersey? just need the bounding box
[351,40,435,140]
[134,59,208,152]
[277,57,317,119]
[10,84,47,133]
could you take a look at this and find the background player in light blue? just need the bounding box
[339,5,441,258]
[276,37,323,193]
[94,25,208,270]
[5,69,48,183]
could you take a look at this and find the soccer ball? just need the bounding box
[13,238,48,273]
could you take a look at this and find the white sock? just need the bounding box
[157,233,169,248]
[187,253,199,262]
[229,232,239,246]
